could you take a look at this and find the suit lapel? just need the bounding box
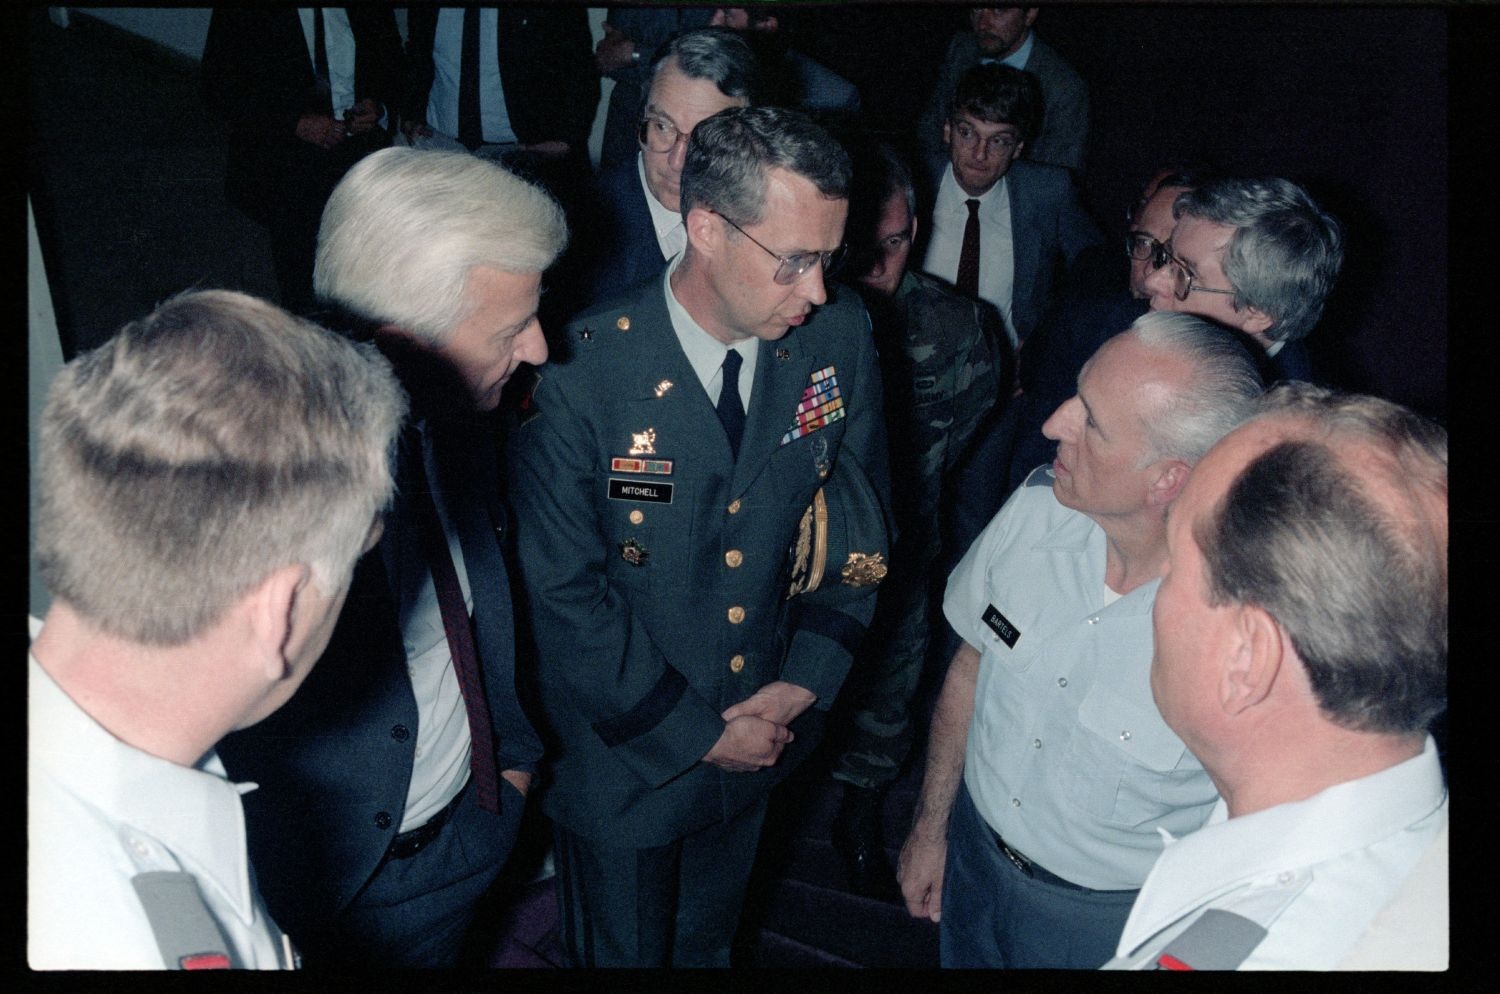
[1008,164,1042,293]
[731,332,817,496]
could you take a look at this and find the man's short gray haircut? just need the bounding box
[645,26,762,105]
[1197,382,1447,734]
[315,147,568,344]
[1173,176,1344,344]
[1126,311,1264,464]
[36,290,406,646]
[679,105,851,225]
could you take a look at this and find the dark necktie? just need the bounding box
[716,348,746,460]
[312,8,332,116]
[411,446,499,814]
[956,198,981,299]
[457,7,483,150]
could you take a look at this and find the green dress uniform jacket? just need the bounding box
[509,277,891,847]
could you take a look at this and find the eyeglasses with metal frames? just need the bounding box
[1125,232,1171,270]
[950,121,1021,155]
[711,211,847,286]
[638,115,692,154]
[1161,248,1237,301]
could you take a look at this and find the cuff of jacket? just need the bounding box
[591,666,725,788]
[779,603,870,710]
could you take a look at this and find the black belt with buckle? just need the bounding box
[385,784,466,861]
[988,826,1132,894]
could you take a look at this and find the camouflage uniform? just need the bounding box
[832,270,1004,790]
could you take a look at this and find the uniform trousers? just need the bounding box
[940,780,1137,969]
[297,778,526,968]
[553,797,769,967]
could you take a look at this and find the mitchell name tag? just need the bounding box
[982,604,1020,648]
[608,478,674,504]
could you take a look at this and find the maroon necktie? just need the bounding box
[413,461,500,814]
[956,198,981,298]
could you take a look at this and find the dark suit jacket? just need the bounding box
[201,8,402,224]
[1264,338,1315,384]
[403,5,598,151]
[559,160,669,320]
[918,32,1089,173]
[508,280,890,847]
[919,157,1102,345]
[218,366,543,939]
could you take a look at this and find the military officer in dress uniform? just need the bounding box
[509,105,891,967]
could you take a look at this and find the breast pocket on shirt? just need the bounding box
[1065,684,1204,827]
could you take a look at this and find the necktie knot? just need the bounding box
[965,198,981,216]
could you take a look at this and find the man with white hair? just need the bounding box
[29,290,404,969]
[898,312,1263,968]
[218,147,568,968]
[1106,383,1447,970]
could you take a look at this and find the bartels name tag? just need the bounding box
[982,604,1021,648]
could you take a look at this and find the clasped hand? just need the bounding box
[702,681,816,772]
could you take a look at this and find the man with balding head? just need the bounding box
[899,312,1263,968]
[1106,383,1447,971]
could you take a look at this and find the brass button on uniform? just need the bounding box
[727,499,742,515]
[616,316,631,331]
[628,509,644,524]
[724,549,743,568]
[729,654,746,673]
[727,605,746,624]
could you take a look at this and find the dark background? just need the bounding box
[27,4,1455,420]
[792,2,1450,419]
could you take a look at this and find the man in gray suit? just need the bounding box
[919,6,1088,174]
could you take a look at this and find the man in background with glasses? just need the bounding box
[1144,176,1344,383]
[568,27,761,315]
[920,63,1099,354]
[990,166,1212,501]
[510,106,891,966]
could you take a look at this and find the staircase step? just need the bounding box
[752,927,861,968]
[758,876,939,968]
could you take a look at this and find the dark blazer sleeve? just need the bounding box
[497,5,600,149]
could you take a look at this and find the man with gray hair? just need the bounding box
[510,105,890,966]
[218,147,568,967]
[29,290,404,969]
[572,26,762,310]
[898,311,1263,968]
[1145,176,1344,383]
[1106,383,1447,970]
